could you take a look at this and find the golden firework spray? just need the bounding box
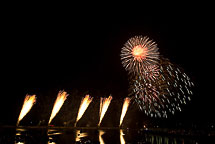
[75,95,93,127]
[98,96,112,126]
[119,97,131,126]
[17,94,36,126]
[48,91,68,125]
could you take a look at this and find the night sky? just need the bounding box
[1,7,214,127]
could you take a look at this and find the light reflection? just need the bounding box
[75,130,88,142]
[120,129,125,144]
[145,134,179,144]
[47,129,61,144]
[15,128,26,144]
[47,138,56,144]
[11,128,200,143]
[16,132,21,136]
[47,129,62,135]
[16,128,26,132]
[47,142,56,144]
[15,142,25,144]
[99,130,105,144]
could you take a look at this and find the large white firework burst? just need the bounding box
[121,36,160,74]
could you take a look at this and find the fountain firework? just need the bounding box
[119,97,131,126]
[17,94,36,126]
[48,91,68,125]
[75,95,93,127]
[98,96,112,126]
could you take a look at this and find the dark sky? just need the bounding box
[1,7,214,126]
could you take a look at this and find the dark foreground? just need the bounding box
[0,126,214,144]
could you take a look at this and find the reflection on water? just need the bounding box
[120,129,125,144]
[0,127,214,143]
[99,130,105,144]
[47,129,62,144]
[145,134,177,144]
[75,129,88,142]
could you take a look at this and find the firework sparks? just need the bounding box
[144,64,160,82]
[75,95,93,127]
[119,97,131,126]
[17,94,36,126]
[121,36,194,118]
[48,91,68,125]
[121,36,160,74]
[98,96,112,126]
[132,57,194,118]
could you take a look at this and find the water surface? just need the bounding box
[0,126,214,144]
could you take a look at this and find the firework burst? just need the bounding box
[121,35,194,118]
[121,36,160,74]
[131,57,194,118]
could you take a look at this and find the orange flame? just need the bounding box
[75,95,93,126]
[119,97,131,126]
[17,94,36,126]
[98,96,112,126]
[48,91,68,125]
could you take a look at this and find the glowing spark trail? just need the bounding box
[48,91,68,125]
[119,97,131,126]
[17,94,36,126]
[75,95,93,126]
[98,96,112,126]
